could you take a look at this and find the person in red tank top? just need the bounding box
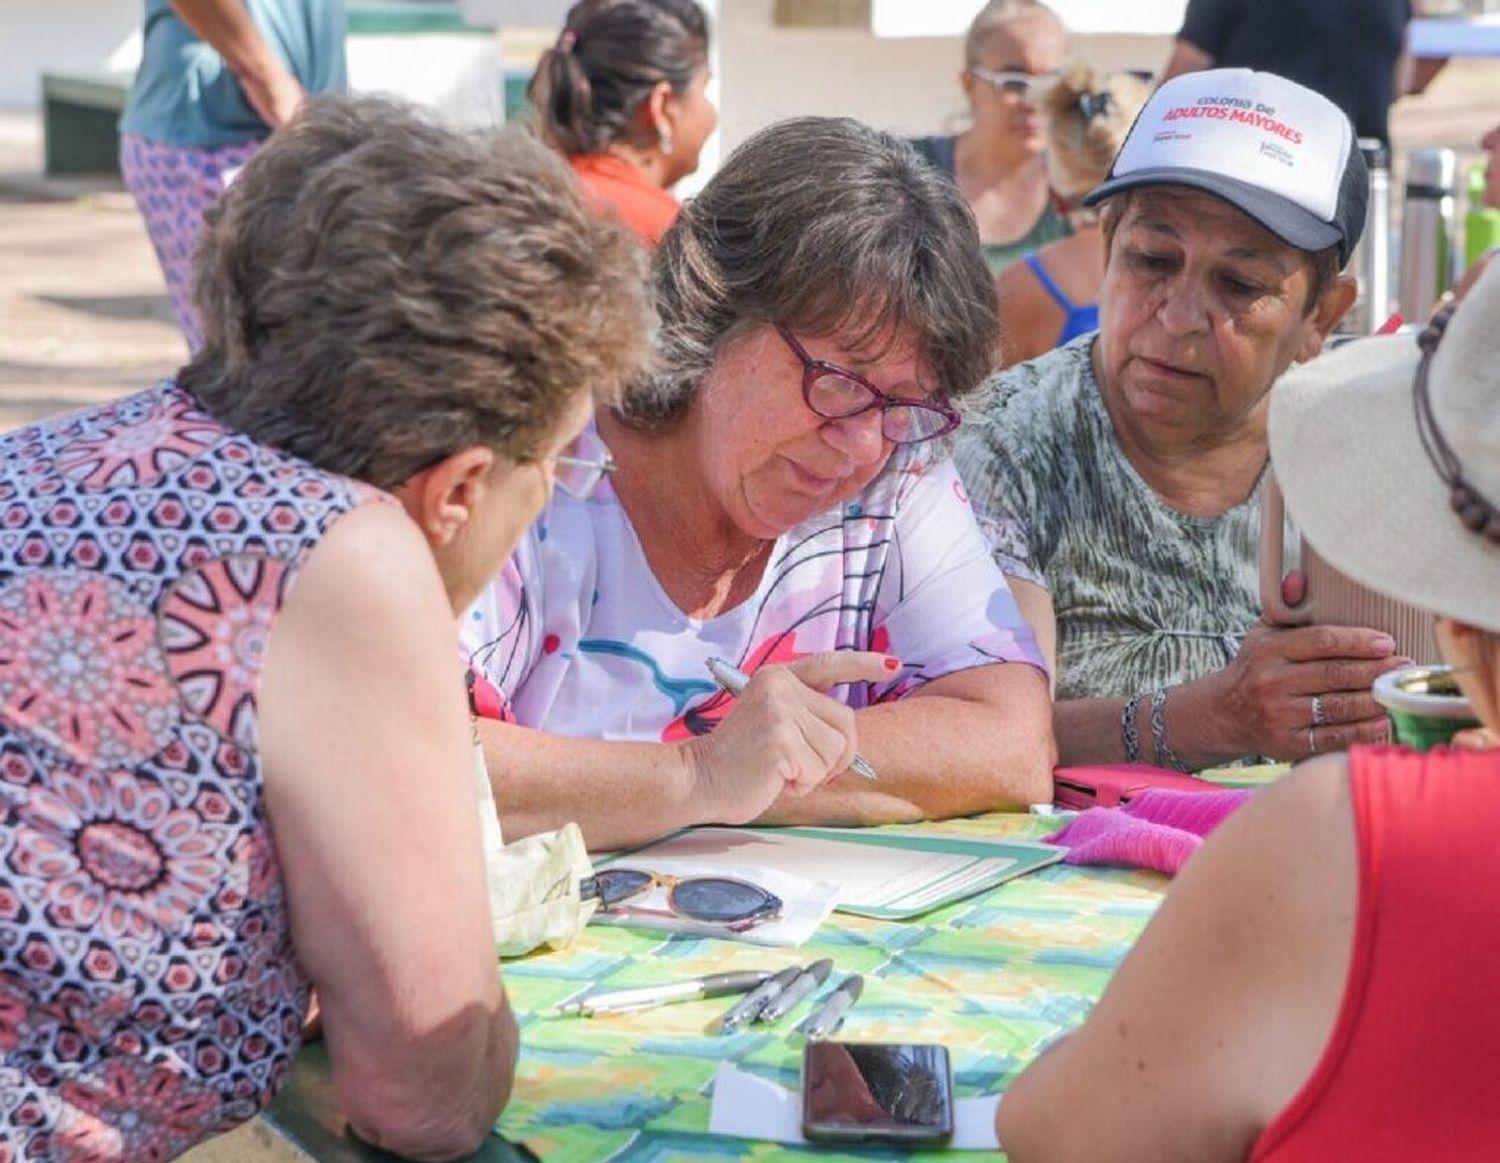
[528,0,718,246]
[997,270,1500,1158]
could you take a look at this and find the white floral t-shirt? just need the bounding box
[462,447,1046,743]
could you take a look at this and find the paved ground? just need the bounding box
[0,109,186,431]
[1,58,1498,434]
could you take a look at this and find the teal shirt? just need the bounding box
[908,134,1072,275]
[953,336,1261,703]
[121,0,347,149]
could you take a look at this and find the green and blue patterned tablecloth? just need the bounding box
[493,812,1169,1163]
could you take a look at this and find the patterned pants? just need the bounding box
[120,134,262,354]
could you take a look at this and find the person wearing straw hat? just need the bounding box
[957,68,1408,768]
[998,268,1500,1161]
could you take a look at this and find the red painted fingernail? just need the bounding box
[884,657,901,671]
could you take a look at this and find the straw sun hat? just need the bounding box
[1269,265,1500,636]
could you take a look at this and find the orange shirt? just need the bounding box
[568,153,680,246]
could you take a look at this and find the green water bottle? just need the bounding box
[1464,163,1500,268]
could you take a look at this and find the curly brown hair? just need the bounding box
[181,94,653,490]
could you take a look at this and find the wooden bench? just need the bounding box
[40,71,132,176]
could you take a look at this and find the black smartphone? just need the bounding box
[801,1040,954,1147]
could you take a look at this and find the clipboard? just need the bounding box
[598,826,1065,921]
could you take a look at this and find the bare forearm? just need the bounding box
[758,681,1055,826]
[478,720,696,850]
[1055,676,1241,769]
[170,0,287,85]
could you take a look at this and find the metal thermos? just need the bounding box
[1342,138,1391,334]
[1398,147,1458,319]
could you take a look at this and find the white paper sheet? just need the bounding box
[615,826,1047,914]
[708,1061,1003,1151]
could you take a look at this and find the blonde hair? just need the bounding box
[964,0,1061,67]
[1042,63,1152,223]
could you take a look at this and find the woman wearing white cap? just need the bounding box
[957,68,1406,768]
[998,265,1500,1162]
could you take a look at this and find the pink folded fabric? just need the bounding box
[1044,788,1256,876]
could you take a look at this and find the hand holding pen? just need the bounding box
[704,656,883,782]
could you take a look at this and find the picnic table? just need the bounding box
[218,810,1175,1162]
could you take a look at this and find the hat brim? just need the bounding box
[1268,334,1500,637]
[1083,167,1344,258]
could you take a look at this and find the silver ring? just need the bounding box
[1311,694,1328,728]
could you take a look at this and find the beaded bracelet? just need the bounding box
[1150,687,1189,772]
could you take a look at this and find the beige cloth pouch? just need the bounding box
[473,736,598,958]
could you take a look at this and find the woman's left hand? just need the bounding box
[1187,622,1402,761]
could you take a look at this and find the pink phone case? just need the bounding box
[1052,763,1218,810]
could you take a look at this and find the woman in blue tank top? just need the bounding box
[997,64,1150,367]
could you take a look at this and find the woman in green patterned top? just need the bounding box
[956,68,1408,769]
[911,0,1070,275]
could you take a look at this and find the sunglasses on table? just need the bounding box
[580,868,784,931]
[775,325,960,445]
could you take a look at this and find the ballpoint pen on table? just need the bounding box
[713,965,803,1034]
[756,957,833,1023]
[555,970,772,1017]
[798,973,864,1040]
[703,656,879,781]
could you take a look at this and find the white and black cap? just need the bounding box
[1084,69,1367,266]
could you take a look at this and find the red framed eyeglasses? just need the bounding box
[774,325,960,445]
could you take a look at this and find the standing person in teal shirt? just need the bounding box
[120,0,346,351]
[910,0,1070,275]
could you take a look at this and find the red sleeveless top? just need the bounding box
[1251,744,1500,1162]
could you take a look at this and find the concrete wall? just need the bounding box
[0,0,140,107]
[715,1,1169,148]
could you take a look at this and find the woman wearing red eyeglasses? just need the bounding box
[911,0,1070,275]
[463,117,1055,853]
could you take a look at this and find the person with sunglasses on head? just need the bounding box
[529,0,716,248]
[957,69,1407,771]
[910,0,1070,275]
[999,266,1500,1163]
[0,96,652,1161]
[464,116,1054,852]
[996,63,1151,370]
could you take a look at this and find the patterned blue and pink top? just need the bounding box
[0,381,379,1161]
[462,446,1046,740]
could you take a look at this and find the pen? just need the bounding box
[798,973,864,1040]
[713,965,803,1034]
[704,656,878,781]
[556,970,771,1016]
[756,958,833,1023]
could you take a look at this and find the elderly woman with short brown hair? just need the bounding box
[0,95,649,1161]
[957,69,1405,770]
[465,116,1055,851]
